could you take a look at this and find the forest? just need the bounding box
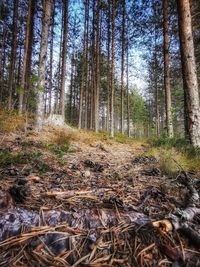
[0,0,200,266]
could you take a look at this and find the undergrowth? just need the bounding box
[0,150,49,174]
[0,109,25,132]
[147,135,200,176]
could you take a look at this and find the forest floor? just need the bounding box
[0,125,200,266]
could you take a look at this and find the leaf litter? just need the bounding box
[0,131,200,266]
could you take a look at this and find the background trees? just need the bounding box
[0,0,200,146]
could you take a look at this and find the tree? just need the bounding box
[36,0,52,130]
[163,0,173,137]
[78,0,89,129]
[94,0,100,132]
[110,0,115,137]
[18,0,35,114]
[60,0,69,119]
[106,1,111,132]
[8,0,18,110]
[48,0,55,115]
[177,0,200,147]
[120,0,125,134]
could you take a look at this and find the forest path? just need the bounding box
[0,129,197,266]
[0,128,175,213]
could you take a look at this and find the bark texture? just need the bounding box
[121,0,125,134]
[177,0,200,147]
[8,0,18,110]
[163,0,173,137]
[110,0,115,137]
[36,0,52,130]
[19,0,35,114]
[60,0,69,119]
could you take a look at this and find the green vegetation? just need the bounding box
[146,135,200,176]
[0,150,42,166]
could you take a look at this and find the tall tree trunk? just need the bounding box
[106,2,111,132]
[90,0,96,130]
[127,42,130,137]
[94,0,100,132]
[69,54,74,123]
[19,0,35,114]
[23,1,35,112]
[49,0,55,115]
[17,43,22,90]
[60,0,69,119]
[78,0,88,129]
[84,0,90,130]
[163,0,173,137]
[121,0,125,134]
[0,25,7,105]
[110,0,115,137]
[36,0,52,130]
[177,0,200,147]
[54,12,64,114]
[8,0,18,110]
[154,25,160,137]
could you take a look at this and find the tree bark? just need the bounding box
[49,0,55,115]
[154,25,160,137]
[90,0,96,130]
[78,0,88,129]
[54,11,64,114]
[94,0,100,132]
[110,0,115,137]
[177,0,200,147]
[106,2,111,132]
[19,0,35,114]
[0,25,7,104]
[127,43,130,137]
[60,0,69,120]
[36,0,52,130]
[121,0,125,134]
[8,0,18,110]
[84,0,90,130]
[163,0,173,137]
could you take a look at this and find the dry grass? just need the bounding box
[52,129,72,146]
[69,130,111,145]
[145,147,200,176]
[0,109,26,133]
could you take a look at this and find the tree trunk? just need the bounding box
[177,0,200,147]
[163,0,173,137]
[121,0,125,134]
[78,0,88,129]
[84,0,89,130]
[0,25,7,105]
[54,12,64,114]
[49,0,55,115]
[94,0,100,132]
[36,0,52,130]
[23,1,35,112]
[8,0,18,110]
[110,0,115,137]
[127,43,130,137]
[69,54,74,123]
[90,0,96,130]
[60,0,69,120]
[154,25,160,137]
[19,0,35,114]
[106,2,111,132]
